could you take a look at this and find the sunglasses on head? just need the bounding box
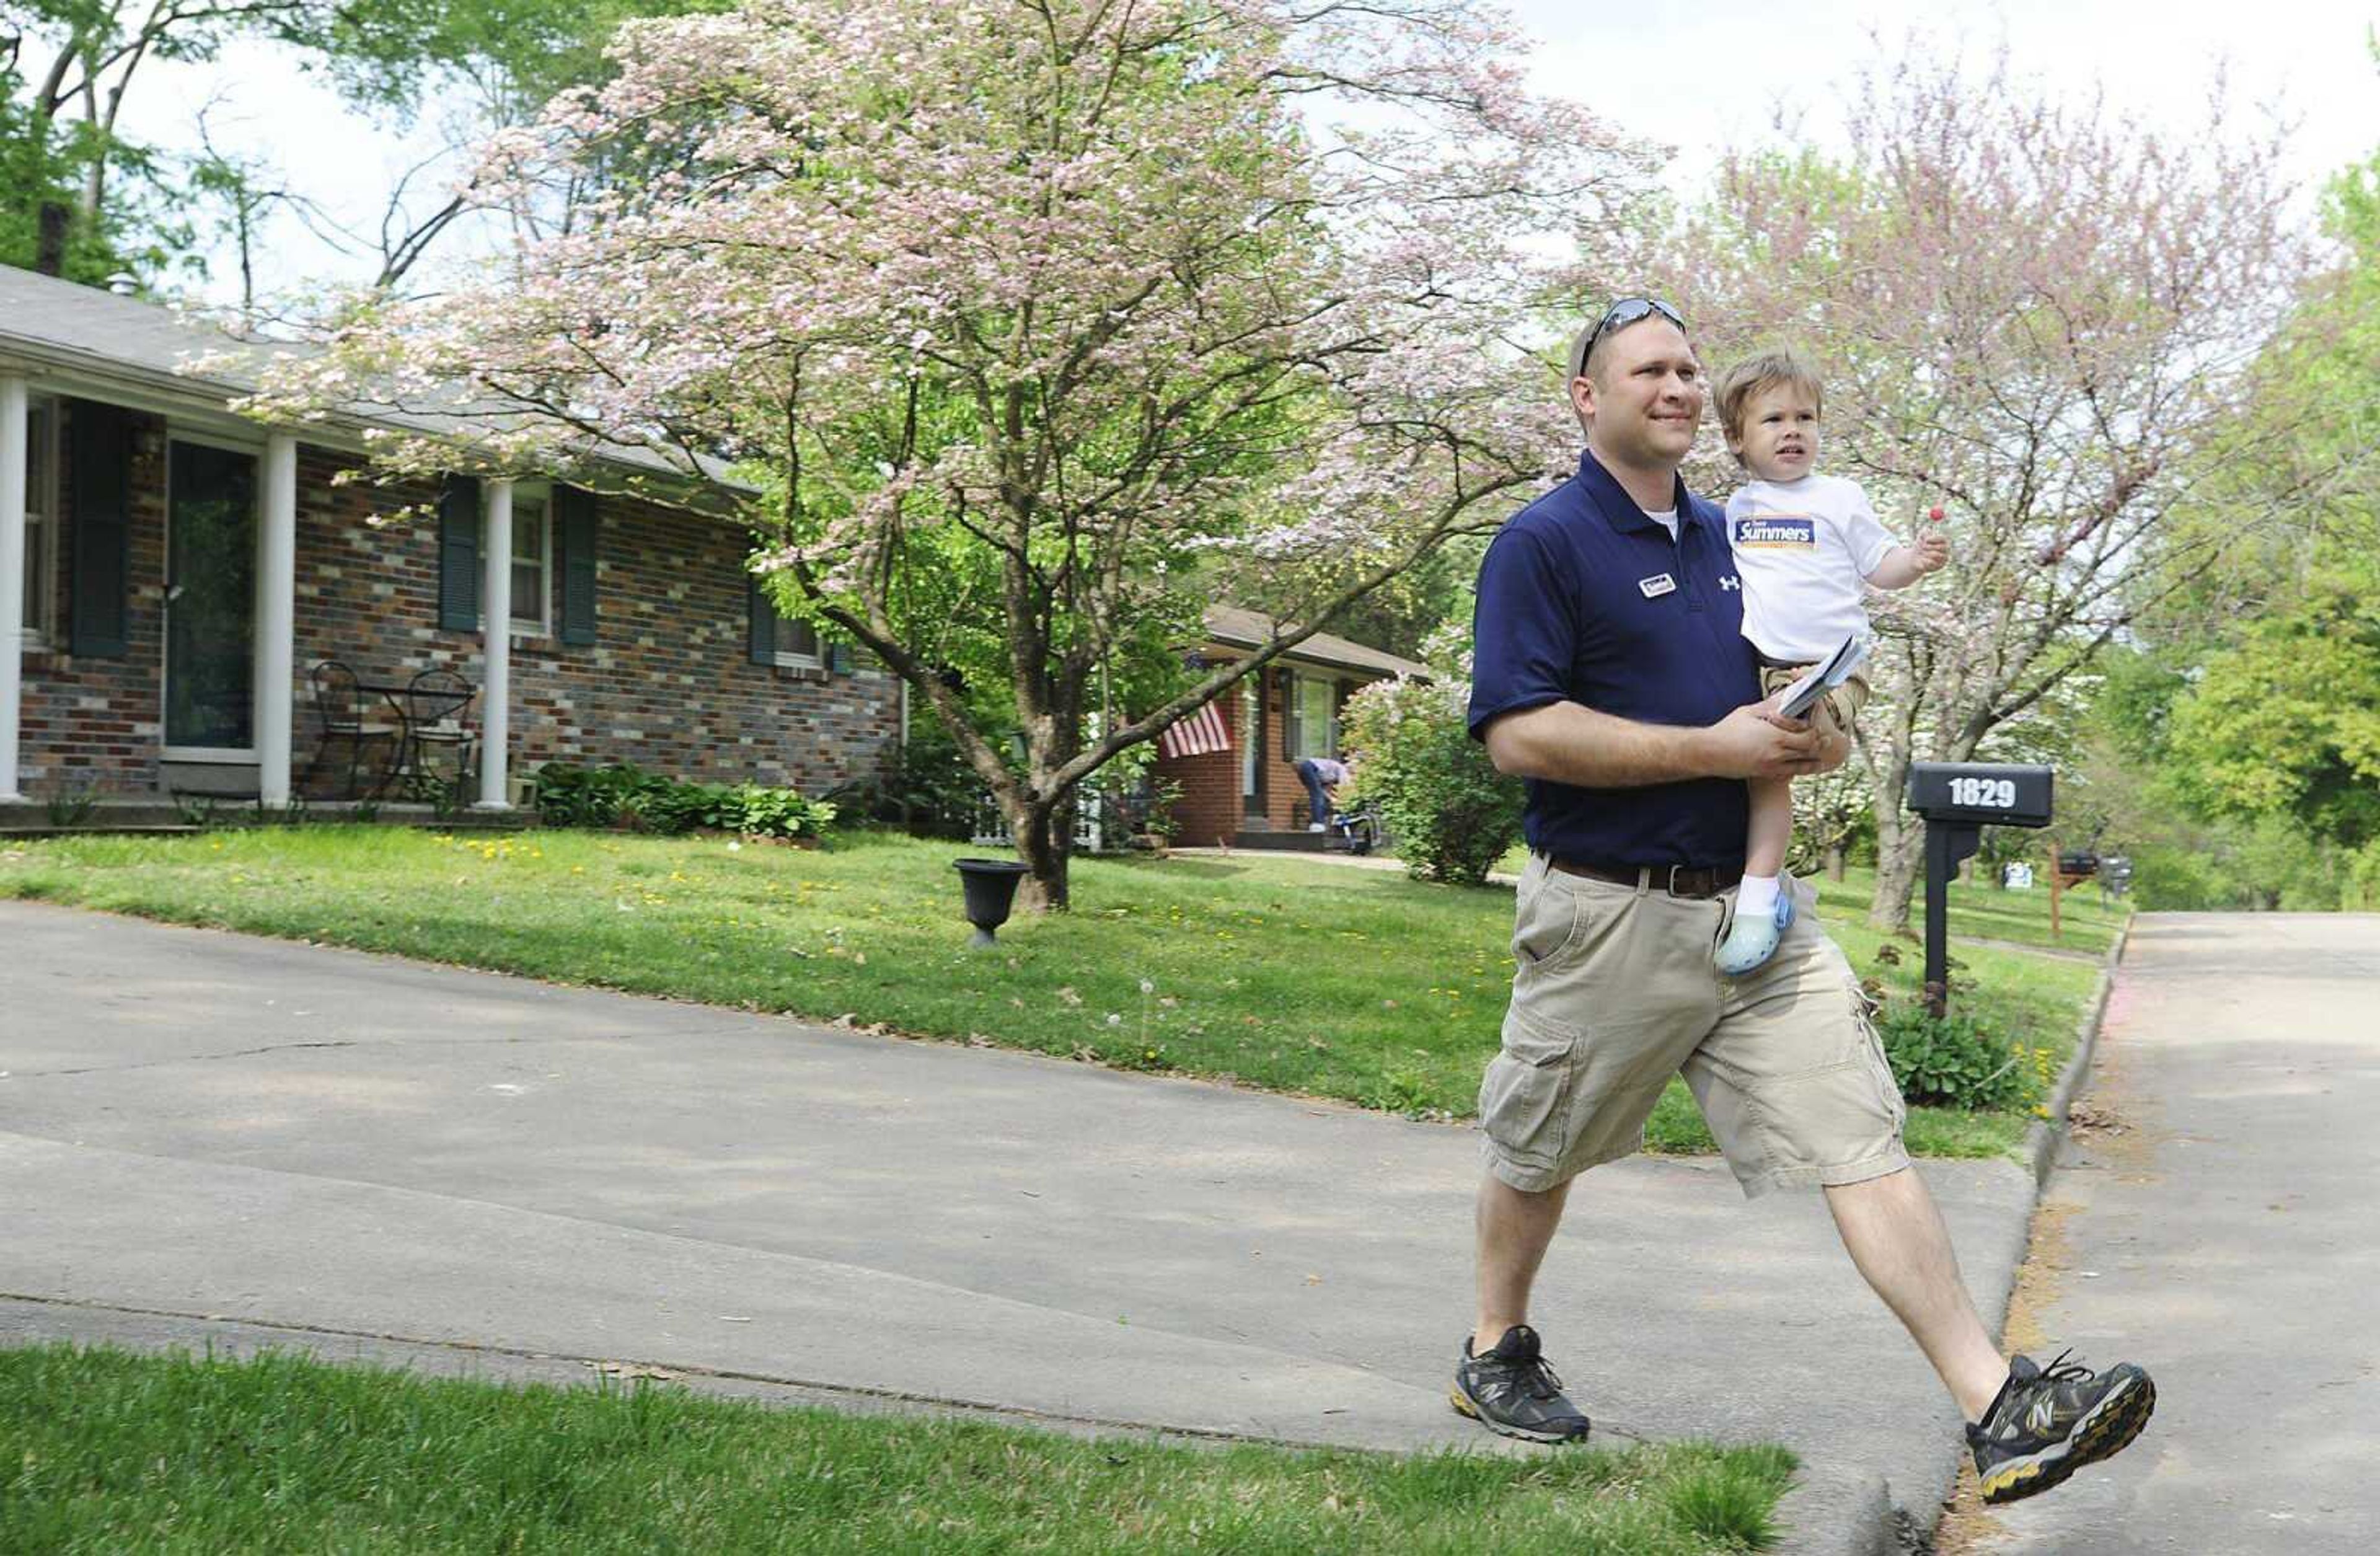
[1572,296,1686,378]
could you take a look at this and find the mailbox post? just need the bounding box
[1903,763,2054,1016]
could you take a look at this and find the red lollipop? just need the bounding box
[1927,505,1945,521]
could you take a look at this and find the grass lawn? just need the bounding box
[0,826,2118,1159]
[0,1343,1795,1554]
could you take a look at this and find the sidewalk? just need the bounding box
[2,900,2042,1550]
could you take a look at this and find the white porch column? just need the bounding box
[475,477,513,810]
[0,376,27,803]
[254,431,298,807]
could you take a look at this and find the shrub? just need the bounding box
[529,763,659,829]
[875,720,997,836]
[531,763,834,839]
[1341,674,1525,886]
[723,783,838,840]
[1873,1001,2049,1112]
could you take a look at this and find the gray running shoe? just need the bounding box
[1450,1325,1592,1443]
[1968,1350,2156,1504]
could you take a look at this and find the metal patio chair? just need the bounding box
[302,660,399,799]
[395,668,478,805]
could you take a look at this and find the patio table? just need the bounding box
[352,676,477,803]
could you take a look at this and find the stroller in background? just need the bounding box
[1326,798,1380,855]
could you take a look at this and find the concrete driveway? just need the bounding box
[1,900,2045,1545]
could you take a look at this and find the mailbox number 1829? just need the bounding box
[1949,777,2018,809]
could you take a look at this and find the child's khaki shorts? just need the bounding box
[1478,854,1909,1199]
[1759,664,1872,744]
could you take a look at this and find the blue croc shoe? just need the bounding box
[1715,889,1793,975]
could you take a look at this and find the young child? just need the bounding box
[1712,349,1949,974]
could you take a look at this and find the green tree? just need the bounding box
[250,0,1656,911]
[1,0,719,289]
[2096,104,2380,906]
[2164,564,2380,849]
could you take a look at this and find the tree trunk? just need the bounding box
[1824,843,1845,882]
[1866,742,1919,934]
[1010,800,1069,913]
[1870,823,1922,935]
[1004,776,1080,914]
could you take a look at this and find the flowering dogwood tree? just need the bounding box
[1646,50,2314,932]
[249,0,1653,908]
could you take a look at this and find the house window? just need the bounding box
[771,610,820,668]
[20,397,55,644]
[478,488,550,634]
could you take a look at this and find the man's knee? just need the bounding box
[1824,1162,1919,1208]
[1479,1167,1572,1224]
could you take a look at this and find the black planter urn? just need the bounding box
[953,858,1031,946]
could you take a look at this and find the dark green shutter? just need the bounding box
[1282,670,1304,761]
[557,487,598,645]
[826,641,850,673]
[438,475,481,630]
[68,400,131,658]
[747,576,775,665]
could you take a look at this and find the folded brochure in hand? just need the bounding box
[1774,634,1869,720]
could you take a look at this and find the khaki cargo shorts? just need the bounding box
[1477,854,1910,1199]
[1759,663,1871,744]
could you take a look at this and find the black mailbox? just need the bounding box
[1903,763,2055,1015]
[1905,763,2054,828]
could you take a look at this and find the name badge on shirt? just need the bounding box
[1638,572,1677,599]
[1734,515,1817,549]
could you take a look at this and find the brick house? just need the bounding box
[0,265,901,810]
[1153,604,1427,849]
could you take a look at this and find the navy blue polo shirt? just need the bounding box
[1467,450,1761,869]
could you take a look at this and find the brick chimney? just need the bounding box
[34,201,69,277]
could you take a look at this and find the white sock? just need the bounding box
[1736,873,1781,917]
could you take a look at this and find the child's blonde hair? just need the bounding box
[1714,348,1825,446]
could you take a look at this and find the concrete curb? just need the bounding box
[1773,1464,1899,1556]
[6,1289,1897,1552]
[1895,913,2137,1554]
[2023,913,2135,1191]
[0,1296,1358,1454]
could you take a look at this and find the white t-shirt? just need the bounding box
[1724,472,1897,663]
[1646,506,1678,541]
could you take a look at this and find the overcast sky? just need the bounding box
[120,0,2380,307]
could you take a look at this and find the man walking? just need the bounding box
[1452,298,2154,1505]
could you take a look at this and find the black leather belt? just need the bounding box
[1546,856,1745,899]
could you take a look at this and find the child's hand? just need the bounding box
[1913,510,1950,573]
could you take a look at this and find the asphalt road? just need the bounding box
[1954,913,2380,1555]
